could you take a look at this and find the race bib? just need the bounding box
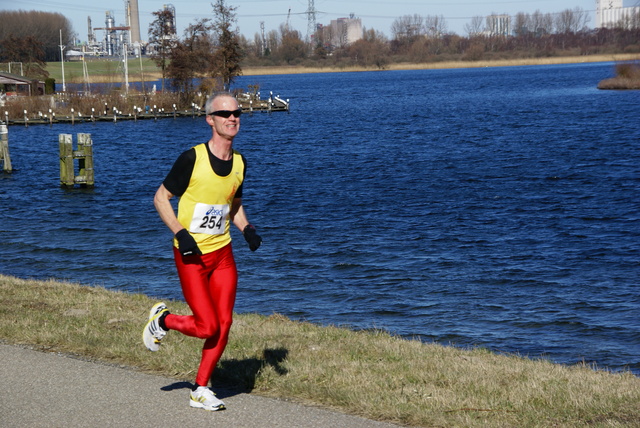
[189,203,229,235]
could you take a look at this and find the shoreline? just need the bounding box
[1,274,639,427]
[62,53,639,84]
[241,53,638,76]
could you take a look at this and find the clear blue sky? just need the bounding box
[3,0,623,42]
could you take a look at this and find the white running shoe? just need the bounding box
[190,386,226,411]
[142,302,168,352]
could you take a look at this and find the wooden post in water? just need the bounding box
[59,133,94,188]
[59,134,75,186]
[1,124,13,173]
[76,133,94,187]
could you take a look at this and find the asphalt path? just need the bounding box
[0,343,403,428]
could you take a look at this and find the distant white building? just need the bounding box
[596,0,640,28]
[486,14,511,37]
[323,16,363,48]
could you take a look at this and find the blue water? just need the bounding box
[1,62,639,374]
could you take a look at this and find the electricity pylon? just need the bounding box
[306,0,317,42]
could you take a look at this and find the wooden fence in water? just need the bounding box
[59,133,94,188]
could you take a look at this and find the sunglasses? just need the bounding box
[209,109,242,118]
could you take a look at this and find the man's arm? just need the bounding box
[154,184,184,235]
[231,197,262,251]
[155,183,202,256]
[230,197,249,231]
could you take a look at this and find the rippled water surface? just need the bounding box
[2,62,639,374]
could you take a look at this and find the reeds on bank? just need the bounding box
[1,275,638,427]
[598,61,640,89]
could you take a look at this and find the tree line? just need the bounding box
[147,0,242,102]
[153,4,639,99]
[0,10,73,73]
[1,3,639,98]
[240,7,639,67]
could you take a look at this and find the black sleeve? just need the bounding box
[163,148,196,197]
[235,154,247,199]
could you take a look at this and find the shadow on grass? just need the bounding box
[161,347,289,398]
[215,347,289,392]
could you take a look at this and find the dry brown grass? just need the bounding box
[1,274,639,427]
[598,61,640,89]
[49,53,640,81]
[242,54,640,75]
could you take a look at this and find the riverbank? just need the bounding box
[242,53,639,76]
[1,274,638,427]
[49,53,639,83]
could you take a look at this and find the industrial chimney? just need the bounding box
[127,0,142,44]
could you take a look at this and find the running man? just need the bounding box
[143,92,262,411]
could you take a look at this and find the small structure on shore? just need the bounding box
[0,72,46,97]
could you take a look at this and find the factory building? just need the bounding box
[85,1,177,56]
[596,0,640,28]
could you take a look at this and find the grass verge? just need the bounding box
[46,56,162,84]
[1,274,638,427]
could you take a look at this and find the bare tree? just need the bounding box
[277,25,306,64]
[555,7,590,34]
[425,15,448,38]
[312,26,329,58]
[633,9,640,29]
[266,29,280,56]
[348,28,389,68]
[616,8,640,30]
[544,13,555,34]
[513,13,530,36]
[252,33,264,57]
[391,14,425,41]
[464,16,485,37]
[529,11,541,33]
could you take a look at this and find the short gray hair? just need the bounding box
[204,92,236,114]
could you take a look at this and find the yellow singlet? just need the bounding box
[175,143,245,254]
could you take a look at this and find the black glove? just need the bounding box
[175,229,202,256]
[243,225,262,251]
